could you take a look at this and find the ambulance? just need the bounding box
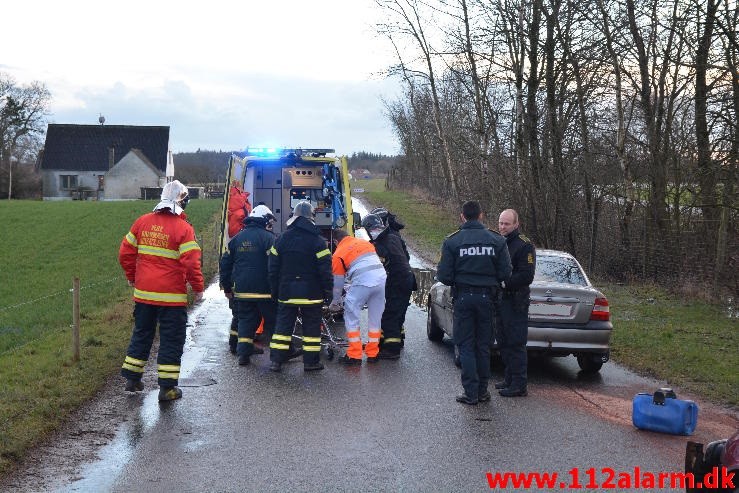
[218,148,358,256]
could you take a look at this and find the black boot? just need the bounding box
[498,387,527,397]
[304,362,325,372]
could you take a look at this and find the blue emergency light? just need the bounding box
[244,147,335,158]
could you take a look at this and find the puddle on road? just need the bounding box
[61,283,227,492]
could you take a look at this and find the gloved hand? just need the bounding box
[224,291,233,299]
[328,300,342,312]
[193,291,204,304]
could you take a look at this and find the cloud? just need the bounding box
[45,73,402,155]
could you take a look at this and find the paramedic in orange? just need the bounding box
[329,229,387,365]
[119,180,204,402]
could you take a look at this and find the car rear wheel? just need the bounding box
[426,298,444,342]
[577,354,604,373]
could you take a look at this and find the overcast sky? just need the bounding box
[1,0,403,156]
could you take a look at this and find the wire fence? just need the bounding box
[0,276,126,356]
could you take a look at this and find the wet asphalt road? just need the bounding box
[4,199,736,492]
[38,280,737,493]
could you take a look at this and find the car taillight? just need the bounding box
[590,297,610,321]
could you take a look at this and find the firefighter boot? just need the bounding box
[125,378,144,392]
[158,386,183,402]
[304,362,325,372]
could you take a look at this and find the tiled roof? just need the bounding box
[39,124,169,172]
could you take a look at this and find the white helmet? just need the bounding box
[250,204,276,222]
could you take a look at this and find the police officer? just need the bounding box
[268,201,333,372]
[437,201,511,405]
[119,180,204,402]
[362,213,414,360]
[220,205,277,366]
[495,208,536,397]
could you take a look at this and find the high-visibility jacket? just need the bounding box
[119,210,204,306]
[332,236,386,292]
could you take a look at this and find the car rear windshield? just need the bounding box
[534,256,588,286]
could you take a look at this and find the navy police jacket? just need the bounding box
[437,220,511,288]
[268,216,333,304]
[219,216,275,299]
[503,228,536,298]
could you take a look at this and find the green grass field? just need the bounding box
[358,178,738,408]
[0,198,222,475]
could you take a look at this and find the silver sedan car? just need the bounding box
[426,249,612,373]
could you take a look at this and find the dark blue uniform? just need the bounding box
[498,228,535,392]
[268,216,333,367]
[219,216,277,360]
[371,227,415,355]
[437,220,511,402]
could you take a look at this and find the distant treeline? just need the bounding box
[173,150,400,184]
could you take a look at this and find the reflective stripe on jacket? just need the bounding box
[219,216,275,298]
[119,211,204,307]
[332,236,385,287]
[268,216,333,304]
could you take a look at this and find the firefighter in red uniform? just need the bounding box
[119,180,204,402]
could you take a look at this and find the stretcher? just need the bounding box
[290,307,348,360]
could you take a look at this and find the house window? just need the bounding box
[60,175,78,190]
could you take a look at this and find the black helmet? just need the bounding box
[361,213,384,231]
[370,207,389,225]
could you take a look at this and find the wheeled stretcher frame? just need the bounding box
[290,307,348,361]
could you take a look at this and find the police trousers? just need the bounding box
[121,302,187,388]
[498,295,529,389]
[453,291,494,400]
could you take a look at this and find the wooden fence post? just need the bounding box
[72,277,80,362]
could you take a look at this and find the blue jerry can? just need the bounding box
[632,388,699,436]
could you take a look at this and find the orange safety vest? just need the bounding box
[332,236,377,275]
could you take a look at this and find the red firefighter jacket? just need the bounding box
[119,211,205,306]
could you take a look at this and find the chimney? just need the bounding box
[108,146,115,170]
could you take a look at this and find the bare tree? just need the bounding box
[377,0,460,197]
[0,73,50,199]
